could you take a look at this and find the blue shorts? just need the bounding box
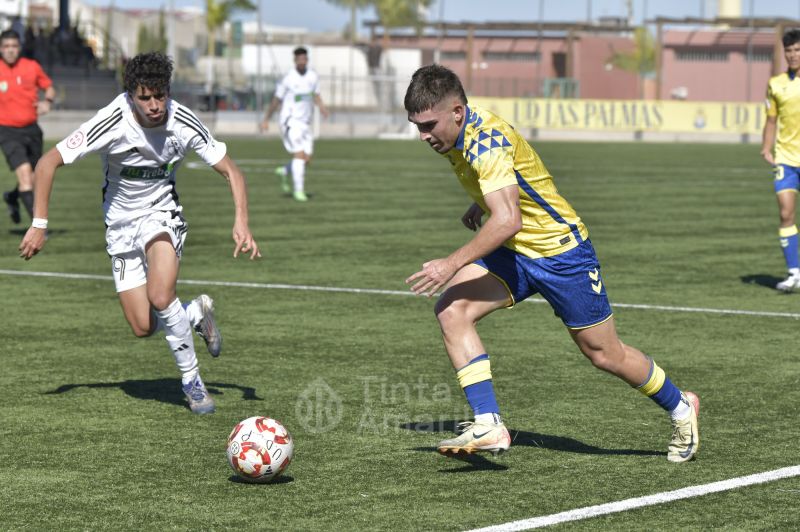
[774,164,800,194]
[475,240,613,329]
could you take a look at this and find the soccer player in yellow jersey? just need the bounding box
[404,65,699,462]
[762,29,800,291]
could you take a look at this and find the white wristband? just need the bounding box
[31,218,48,229]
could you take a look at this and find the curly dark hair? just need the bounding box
[123,52,173,95]
[404,64,467,114]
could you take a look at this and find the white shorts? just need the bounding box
[107,210,188,292]
[280,119,314,155]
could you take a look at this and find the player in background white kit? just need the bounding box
[19,52,261,414]
[262,47,329,202]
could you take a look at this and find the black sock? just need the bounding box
[19,190,34,219]
[5,186,19,202]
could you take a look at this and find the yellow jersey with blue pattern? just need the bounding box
[445,104,588,259]
[766,71,800,166]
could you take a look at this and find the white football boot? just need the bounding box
[776,272,800,292]
[193,295,222,357]
[182,376,215,414]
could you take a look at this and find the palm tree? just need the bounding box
[609,26,656,99]
[205,0,255,102]
[326,0,434,46]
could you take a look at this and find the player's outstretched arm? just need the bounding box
[212,155,261,260]
[19,148,64,260]
[261,96,282,132]
[406,185,521,297]
[314,94,329,119]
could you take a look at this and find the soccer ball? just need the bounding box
[226,416,293,483]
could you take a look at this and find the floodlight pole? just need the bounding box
[167,0,176,63]
[746,0,754,103]
[536,0,543,97]
[59,0,69,35]
[256,0,263,115]
[348,1,355,136]
[744,0,754,143]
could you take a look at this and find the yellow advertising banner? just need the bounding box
[469,97,764,134]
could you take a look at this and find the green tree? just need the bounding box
[136,24,151,54]
[157,9,167,53]
[206,0,255,58]
[609,26,656,97]
[136,10,167,54]
[326,0,434,38]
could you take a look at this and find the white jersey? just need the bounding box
[56,93,227,229]
[275,68,320,125]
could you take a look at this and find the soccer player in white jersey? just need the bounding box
[18,52,261,414]
[262,47,329,202]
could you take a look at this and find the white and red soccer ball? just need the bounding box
[226,416,293,483]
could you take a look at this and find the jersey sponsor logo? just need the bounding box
[66,130,84,149]
[119,162,175,180]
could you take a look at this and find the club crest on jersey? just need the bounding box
[167,137,180,156]
[0,81,7,93]
[66,131,84,149]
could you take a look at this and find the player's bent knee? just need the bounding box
[435,298,474,329]
[129,322,154,338]
[147,292,175,311]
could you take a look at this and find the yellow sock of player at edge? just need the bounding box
[457,354,502,424]
[637,358,691,420]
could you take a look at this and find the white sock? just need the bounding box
[475,413,502,425]
[155,298,199,385]
[669,395,692,420]
[291,158,306,193]
[790,267,800,276]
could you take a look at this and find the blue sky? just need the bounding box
[80,0,800,33]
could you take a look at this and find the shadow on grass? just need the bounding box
[407,446,510,473]
[741,274,785,290]
[7,227,69,236]
[228,475,294,485]
[44,378,263,410]
[401,420,664,460]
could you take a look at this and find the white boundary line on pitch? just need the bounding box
[1,269,799,319]
[464,465,800,531]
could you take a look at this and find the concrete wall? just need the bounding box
[661,29,778,102]
[575,35,639,99]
